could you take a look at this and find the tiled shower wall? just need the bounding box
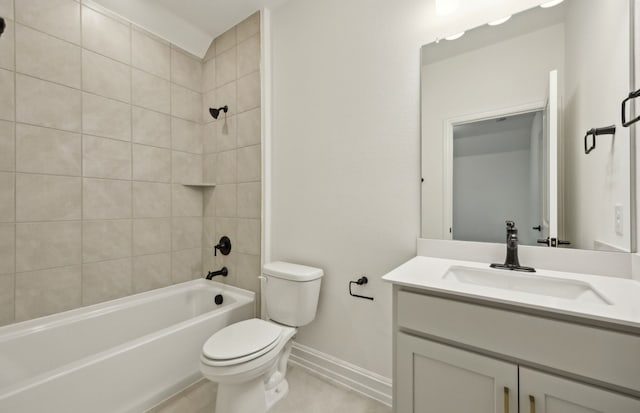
[0,0,261,327]
[201,13,263,313]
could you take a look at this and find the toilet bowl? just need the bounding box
[199,262,323,413]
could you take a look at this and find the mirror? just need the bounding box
[421,0,635,252]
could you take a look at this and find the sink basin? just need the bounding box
[443,266,612,305]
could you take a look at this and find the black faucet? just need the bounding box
[206,267,228,280]
[490,221,536,272]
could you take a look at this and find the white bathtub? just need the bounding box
[0,279,254,413]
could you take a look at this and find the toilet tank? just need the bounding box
[263,262,323,327]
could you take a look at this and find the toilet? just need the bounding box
[200,261,323,413]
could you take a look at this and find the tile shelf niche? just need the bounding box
[181,183,217,188]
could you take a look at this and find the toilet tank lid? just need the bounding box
[263,261,324,281]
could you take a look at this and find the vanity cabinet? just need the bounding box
[393,288,640,413]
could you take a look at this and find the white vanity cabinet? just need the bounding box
[392,287,640,413]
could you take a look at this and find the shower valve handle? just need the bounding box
[214,236,232,256]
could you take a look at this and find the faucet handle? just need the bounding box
[505,220,516,229]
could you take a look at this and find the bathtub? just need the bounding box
[0,279,254,413]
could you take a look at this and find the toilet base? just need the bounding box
[215,377,289,413]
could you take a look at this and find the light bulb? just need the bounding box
[488,15,511,26]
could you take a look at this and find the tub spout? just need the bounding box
[206,267,228,280]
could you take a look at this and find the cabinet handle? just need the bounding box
[503,387,510,413]
[529,395,536,413]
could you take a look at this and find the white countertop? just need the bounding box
[382,256,640,331]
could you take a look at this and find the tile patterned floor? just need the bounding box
[148,365,392,413]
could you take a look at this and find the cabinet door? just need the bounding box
[519,368,640,413]
[396,333,518,413]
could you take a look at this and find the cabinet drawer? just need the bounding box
[397,290,640,393]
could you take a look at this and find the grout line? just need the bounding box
[129,17,134,296]
[79,2,85,307]
[12,0,16,323]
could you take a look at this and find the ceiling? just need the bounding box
[91,0,288,58]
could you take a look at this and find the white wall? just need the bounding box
[563,0,631,251]
[422,23,565,239]
[269,0,547,379]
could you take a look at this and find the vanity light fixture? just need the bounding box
[445,31,465,41]
[488,15,511,26]
[540,0,564,8]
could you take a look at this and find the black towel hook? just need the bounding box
[584,125,616,154]
[622,89,640,127]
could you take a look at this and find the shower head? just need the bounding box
[0,17,5,38]
[209,105,228,120]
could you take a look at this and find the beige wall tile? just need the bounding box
[16,124,81,176]
[16,174,81,221]
[215,27,236,56]
[171,48,202,92]
[237,182,261,218]
[15,24,81,88]
[203,40,216,62]
[133,144,171,182]
[83,93,131,141]
[203,153,216,183]
[83,178,131,219]
[202,58,216,92]
[0,18,14,71]
[133,252,171,293]
[203,120,217,154]
[83,219,131,263]
[172,217,203,250]
[237,35,260,78]
[133,218,171,255]
[132,29,170,80]
[237,218,260,255]
[172,248,202,283]
[216,150,237,184]
[0,172,14,222]
[171,84,201,123]
[237,108,261,148]
[132,69,171,114]
[216,47,237,87]
[0,274,14,326]
[15,265,81,321]
[0,224,15,275]
[214,81,237,117]
[0,0,13,18]
[172,151,202,184]
[172,184,203,217]
[203,188,215,217]
[83,135,131,180]
[202,217,216,246]
[0,121,13,172]
[237,144,261,183]
[237,72,260,113]
[82,6,130,64]
[214,218,237,246]
[172,117,202,154]
[132,181,171,218]
[0,69,15,121]
[15,0,80,44]
[214,115,237,152]
[237,12,260,43]
[214,184,236,218]
[82,258,132,305]
[15,222,81,272]
[132,107,171,148]
[82,50,130,103]
[16,74,81,131]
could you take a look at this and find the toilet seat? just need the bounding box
[202,319,283,367]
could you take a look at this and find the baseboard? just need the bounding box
[289,342,392,407]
